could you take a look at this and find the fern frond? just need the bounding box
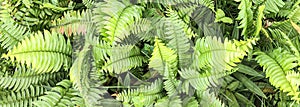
[198,90,225,107]
[83,0,94,8]
[51,9,93,37]
[286,72,300,87]
[92,0,144,44]
[179,68,219,92]
[149,38,178,75]
[264,0,285,14]
[117,79,164,106]
[164,9,193,68]
[194,36,255,73]
[0,85,46,107]
[0,22,29,49]
[101,45,147,74]
[33,80,83,107]
[255,48,300,102]
[2,30,72,73]
[137,0,214,10]
[155,96,182,107]
[236,0,253,36]
[0,65,67,91]
[288,6,300,22]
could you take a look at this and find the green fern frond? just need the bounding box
[255,48,300,102]
[0,65,67,91]
[164,9,193,68]
[33,80,83,107]
[0,85,46,107]
[194,36,255,73]
[0,22,29,49]
[51,10,93,37]
[83,0,94,8]
[264,0,285,14]
[117,79,164,106]
[70,44,108,107]
[0,1,14,22]
[236,0,253,36]
[149,38,178,75]
[92,0,144,44]
[198,90,225,107]
[155,96,182,107]
[138,0,214,10]
[288,6,300,22]
[179,68,219,92]
[286,72,300,87]
[101,45,147,74]
[2,30,72,73]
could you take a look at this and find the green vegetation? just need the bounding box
[0,0,300,107]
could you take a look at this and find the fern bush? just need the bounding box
[1,0,300,107]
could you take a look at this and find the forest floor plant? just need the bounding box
[0,0,300,107]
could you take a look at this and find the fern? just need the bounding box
[149,38,178,75]
[33,80,84,107]
[255,48,300,102]
[264,0,285,14]
[0,22,29,49]
[0,65,67,91]
[2,30,72,73]
[92,0,144,44]
[164,8,193,68]
[194,36,255,73]
[117,79,164,106]
[101,45,147,74]
[154,96,182,107]
[0,85,46,107]
[236,0,253,36]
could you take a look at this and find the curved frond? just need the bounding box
[236,0,253,36]
[33,80,83,107]
[194,36,256,73]
[255,48,300,102]
[92,0,144,44]
[2,30,72,73]
[149,38,178,74]
[264,0,285,14]
[0,22,29,49]
[0,65,67,91]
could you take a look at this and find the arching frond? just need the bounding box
[155,96,182,107]
[2,30,72,73]
[164,9,193,68]
[0,65,67,91]
[255,48,300,102]
[101,45,147,74]
[33,80,84,107]
[117,79,164,106]
[0,22,29,49]
[264,0,285,14]
[149,38,177,74]
[92,0,144,44]
[236,0,253,36]
[198,90,225,107]
[137,0,214,10]
[194,36,256,73]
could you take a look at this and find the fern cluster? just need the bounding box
[1,0,300,107]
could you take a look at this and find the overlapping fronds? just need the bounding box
[116,79,164,106]
[51,10,93,37]
[0,85,46,107]
[2,30,72,73]
[101,45,147,74]
[255,48,300,102]
[92,0,144,44]
[0,22,29,49]
[264,0,285,14]
[149,38,178,74]
[194,36,256,73]
[137,0,214,10]
[33,80,84,107]
[164,9,193,68]
[236,0,253,36]
[155,96,182,107]
[198,90,224,107]
[0,65,67,91]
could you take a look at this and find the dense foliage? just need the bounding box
[0,0,300,107]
